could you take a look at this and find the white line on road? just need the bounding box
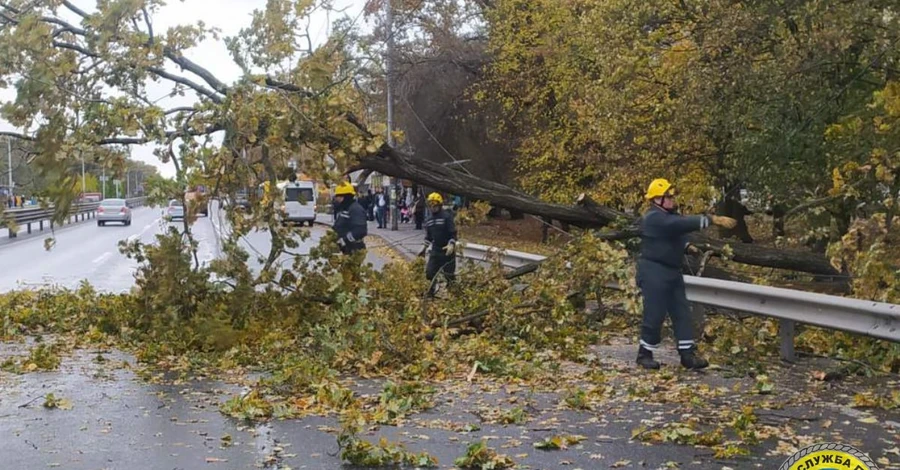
[92,252,112,264]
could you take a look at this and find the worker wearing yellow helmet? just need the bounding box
[419,192,458,297]
[332,181,367,254]
[636,178,737,370]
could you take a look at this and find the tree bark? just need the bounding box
[356,148,627,226]
[715,193,754,243]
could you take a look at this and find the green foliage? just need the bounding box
[42,393,72,410]
[533,434,586,450]
[23,343,62,371]
[340,437,438,468]
[454,441,515,470]
[373,381,436,425]
[562,386,590,410]
[220,390,274,420]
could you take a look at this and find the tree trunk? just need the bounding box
[357,149,840,276]
[715,194,753,243]
[357,149,628,227]
[772,203,786,238]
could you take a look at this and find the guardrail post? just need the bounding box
[27,223,31,234]
[779,319,796,362]
[39,220,43,231]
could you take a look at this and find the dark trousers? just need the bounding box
[637,259,696,352]
[375,206,386,227]
[414,211,424,229]
[425,254,456,296]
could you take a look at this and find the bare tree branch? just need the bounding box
[0,123,224,146]
[61,0,89,19]
[146,65,224,103]
[162,47,229,95]
[164,106,199,115]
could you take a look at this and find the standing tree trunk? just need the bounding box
[715,186,754,243]
[771,202,787,238]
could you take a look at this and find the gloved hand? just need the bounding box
[337,237,347,248]
[418,241,432,258]
[443,241,456,256]
[710,215,737,229]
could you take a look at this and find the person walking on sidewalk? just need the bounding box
[332,182,367,255]
[419,192,457,297]
[374,188,389,229]
[413,190,425,230]
[636,178,737,370]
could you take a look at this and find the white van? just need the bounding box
[279,180,317,226]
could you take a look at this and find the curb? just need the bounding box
[314,213,417,262]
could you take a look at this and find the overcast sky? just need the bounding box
[0,0,370,178]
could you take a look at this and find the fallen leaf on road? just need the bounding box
[205,457,228,463]
[877,457,891,466]
[611,460,631,468]
[858,417,878,424]
[885,447,900,456]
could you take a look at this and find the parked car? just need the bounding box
[164,199,185,221]
[97,198,131,226]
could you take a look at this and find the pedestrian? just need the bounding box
[363,189,375,221]
[332,182,367,255]
[413,191,425,230]
[636,178,737,370]
[419,192,457,297]
[374,188,389,229]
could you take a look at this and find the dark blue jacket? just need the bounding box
[334,199,368,253]
[639,205,709,270]
[425,209,457,255]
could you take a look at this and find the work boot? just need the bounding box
[679,347,709,370]
[636,346,660,370]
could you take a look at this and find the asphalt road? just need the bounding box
[0,207,219,293]
[0,202,389,294]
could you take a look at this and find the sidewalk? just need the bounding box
[316,212,427,260]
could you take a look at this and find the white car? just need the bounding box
[164,199,184,221]
[97,198,132,226]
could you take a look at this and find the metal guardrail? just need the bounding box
[459,243,900,361]
[2,197,147,238]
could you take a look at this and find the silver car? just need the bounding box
[164,199,185,221]
[97,198,132,226]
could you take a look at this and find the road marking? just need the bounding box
[141,218,161,236]
[93,252,112,264]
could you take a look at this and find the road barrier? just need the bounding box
[459,243,900,361]
[2,197,148,238]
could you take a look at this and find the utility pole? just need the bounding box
[6,137,12,190]
[386,0,399,231]
[126,170,130,198]
[102,167,106,199]
[81,154,86,195]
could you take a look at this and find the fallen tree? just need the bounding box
[356,146,842,277]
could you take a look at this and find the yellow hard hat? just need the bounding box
[335,181,355,196]
[426,192,443,205]
[645,178,675,200]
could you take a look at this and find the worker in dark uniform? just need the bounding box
[637,178,737,370]
[419,192,457,297]
[332,181,367,255]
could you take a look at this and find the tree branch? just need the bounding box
[1,123,224,146]
[146,65,224,104]
[162,47,229,95]
[61,0,89,19]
